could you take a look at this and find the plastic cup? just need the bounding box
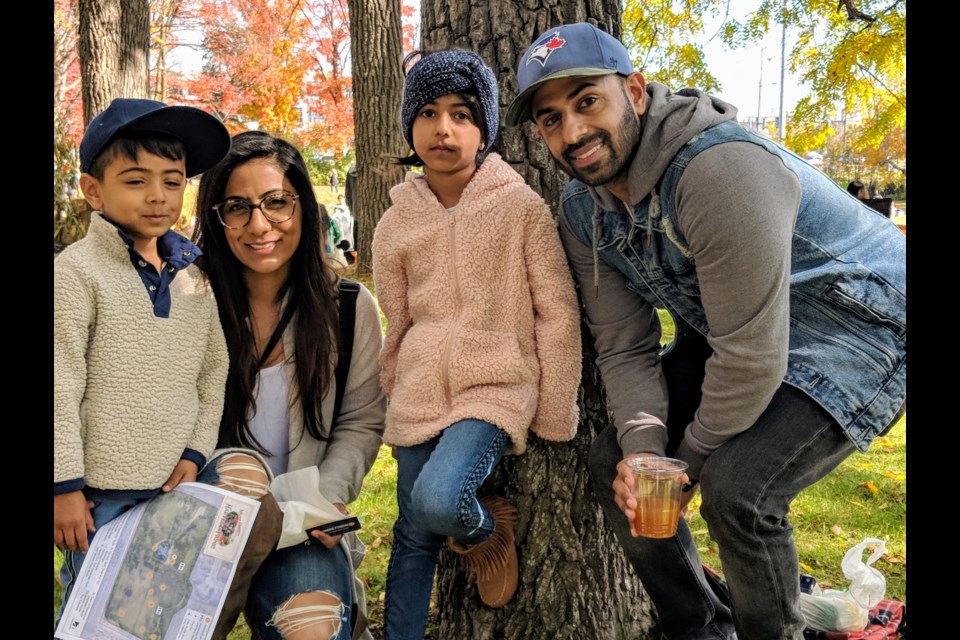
[625,456,689,539]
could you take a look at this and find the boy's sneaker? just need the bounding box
[448,496,519,608]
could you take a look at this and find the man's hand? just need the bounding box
[54,491,95,552]
[162,459,199,492]
[613,453,691,537]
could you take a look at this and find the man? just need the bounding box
[506,22,906,640]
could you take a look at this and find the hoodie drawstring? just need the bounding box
[592,202,602,297]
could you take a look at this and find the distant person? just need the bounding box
[847,179,869,200]
[330,169,339,193]
[508,22,906,640]
[333,194,356,265]
[374,48,582,637]
[344,163,358,258]
[54,98,282,638]
[320,203,346,268]
[194,131,386,640]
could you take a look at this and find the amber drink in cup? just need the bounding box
[625,456,689,538]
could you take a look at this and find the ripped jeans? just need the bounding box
[245,541,353,640]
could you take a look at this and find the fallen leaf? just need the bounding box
[370,536,382,549]
[830,525,844,536]
[882,470,906,480]
[846,499,868,509]
[878,502,889,509]
[692,529,709,536]
[859,481,879,495]
[799,561,814,573]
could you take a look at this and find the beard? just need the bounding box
[557,99,642,187]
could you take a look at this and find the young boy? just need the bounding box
[54,98,281,638]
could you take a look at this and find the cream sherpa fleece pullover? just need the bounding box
[54,213,229,492]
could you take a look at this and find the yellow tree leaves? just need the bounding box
[621,0,905,179]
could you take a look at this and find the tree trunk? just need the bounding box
[345,0,407,278]
[78,0,150,126]
[422,3,657,638]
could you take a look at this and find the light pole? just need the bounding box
[757,47,765,131]
[778,0,787,144]
[757,47,776,134]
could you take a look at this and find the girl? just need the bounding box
[373,49,582,639]
[194,131,386,640]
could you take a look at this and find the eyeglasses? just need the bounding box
[212,190,299,229]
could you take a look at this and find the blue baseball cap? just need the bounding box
[505,23,634,126]
[79,98,231,177]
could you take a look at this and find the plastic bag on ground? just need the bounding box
[799,537,887,632]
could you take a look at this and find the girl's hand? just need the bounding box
[162,459,199,492]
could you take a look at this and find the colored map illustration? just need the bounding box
[104,491,215,639]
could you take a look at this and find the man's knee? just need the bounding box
[215,453,270,498]
[698,460,754,533]
[269,591,345,640]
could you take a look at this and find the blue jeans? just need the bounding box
[588,326,885,640]
[245,540,353,640]
[383,419,511,640]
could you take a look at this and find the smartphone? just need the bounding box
[305,516,362,537]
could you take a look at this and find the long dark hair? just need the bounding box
[193,130,340,452]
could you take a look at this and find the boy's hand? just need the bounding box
[162,459,199,492]
[54,491,95,552]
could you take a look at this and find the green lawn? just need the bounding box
[55,288,905,636]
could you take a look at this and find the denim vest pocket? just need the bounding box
[823,278,906,339]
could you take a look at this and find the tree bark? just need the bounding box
[422,3,658,638]
[345,0,407,278]
[78,0,150,126]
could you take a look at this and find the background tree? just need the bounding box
[55,0,85,245]
[78,0,151,124]
[344,0,407,277]
[420,3,656,638]
[150,0,187,102]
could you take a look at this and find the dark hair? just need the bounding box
[86,132,186,180]
[847,180,866,196]
[395,49,489,168]
[193,130,340,452]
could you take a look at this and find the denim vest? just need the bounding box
[561,120,906,452]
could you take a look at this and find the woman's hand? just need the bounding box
[308,502,351,549]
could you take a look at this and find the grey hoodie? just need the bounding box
[558,82,802,479]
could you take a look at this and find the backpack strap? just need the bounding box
[334,278,361,424]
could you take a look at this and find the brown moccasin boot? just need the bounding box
[448,496,518,608]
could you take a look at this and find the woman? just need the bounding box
[194,131,385,640]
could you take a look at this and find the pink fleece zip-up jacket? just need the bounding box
[372,153,582,454]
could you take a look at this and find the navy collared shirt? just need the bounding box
[102,217,202,318]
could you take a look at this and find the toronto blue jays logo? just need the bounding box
[526,31,566,67]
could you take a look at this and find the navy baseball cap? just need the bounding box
[79,98,231,177]
[505,23,634,126]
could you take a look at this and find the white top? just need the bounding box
[250,361,292,476]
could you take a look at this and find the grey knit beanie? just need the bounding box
[401,49,500,153]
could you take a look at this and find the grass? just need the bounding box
[54,279,905,636]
